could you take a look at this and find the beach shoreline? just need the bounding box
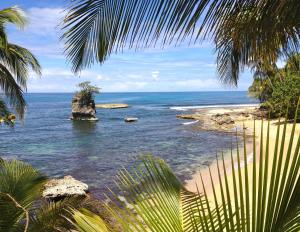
[182,106,299,198]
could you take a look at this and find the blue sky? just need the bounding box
[1,0,254,93]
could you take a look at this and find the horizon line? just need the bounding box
[24,90,248,94]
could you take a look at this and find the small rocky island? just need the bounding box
[96,103,129,109]
[71,81,100,121]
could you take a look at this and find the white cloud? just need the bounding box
[174,79,220,90]
[96,75,110,81]
[151,71,160,81]
[103,81,148,92]
[26,7,64,36]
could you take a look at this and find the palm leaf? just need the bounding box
[0,6,41,120]
[0,6,27,29]
[71,209,111,232]
[62,0,300,84]
[30,196,100,232]
[0,63,26,118]
[0,159,46,232]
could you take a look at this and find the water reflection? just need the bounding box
[72,120,97,134]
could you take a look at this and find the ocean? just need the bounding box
[0,91,258,197]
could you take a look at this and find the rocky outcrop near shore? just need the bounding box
[177,107,259,134]
[96,103,129,109]
[43,176,89,200]
[71,93,98,121]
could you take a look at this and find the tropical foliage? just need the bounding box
[76,81,100,105]
[68,103,300,232]
[0,159,46,231]
[0,99,15,125]
[0,158,111,232]
[263,75,300,119]
[0,6,41,119]
[248,54,300,119]
[62,0,300,85]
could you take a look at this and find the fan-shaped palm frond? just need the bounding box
[71,209,111,232]
[70,102,300,231]
[0,63,26,117]
[0,6,41,119]
[62,0,300,85]
[0,159,46,232]
[70,155,226,232]
[30,196,100,232]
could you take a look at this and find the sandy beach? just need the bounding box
[183,106,300,200]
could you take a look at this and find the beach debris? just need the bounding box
[71,93,98,121]
[124,117,138,122]
[96,103,129,109]
[42,175,89,200]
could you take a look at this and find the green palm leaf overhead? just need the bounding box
[0,6,41,119]
[62,0,300,85]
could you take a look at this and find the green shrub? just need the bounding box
[76,81,100,105]
[263,74,300,119]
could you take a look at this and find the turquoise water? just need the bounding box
[0,92,257,197]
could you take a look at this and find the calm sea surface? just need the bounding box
[0,92,257,197]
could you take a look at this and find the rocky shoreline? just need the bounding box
[177,106,266,134]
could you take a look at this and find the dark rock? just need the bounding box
[71,93,98,121]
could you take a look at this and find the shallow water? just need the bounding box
[0,92,257,198]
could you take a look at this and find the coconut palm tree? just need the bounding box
[0,6,41,119]
[62,0,300,85]
[69,104,300,231]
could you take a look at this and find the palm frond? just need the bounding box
[0,63,26,118]
[0,43,42,90]
[0,159,46,231]
[0,6,27,29]
[62,0,208,72]
[0,6,41,120]
[71,155,225,232]
[62,0,300,84]
[71,209,111,232]
[30,196,99,232]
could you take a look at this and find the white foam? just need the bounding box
[182,120,199,125]
[170,104,259,111]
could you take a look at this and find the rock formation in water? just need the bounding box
[71,92,98,121]
[96,103,129,109]
[42,175,89,200]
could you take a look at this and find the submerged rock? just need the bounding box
[43,175,89,200]
[71,93,98,121]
